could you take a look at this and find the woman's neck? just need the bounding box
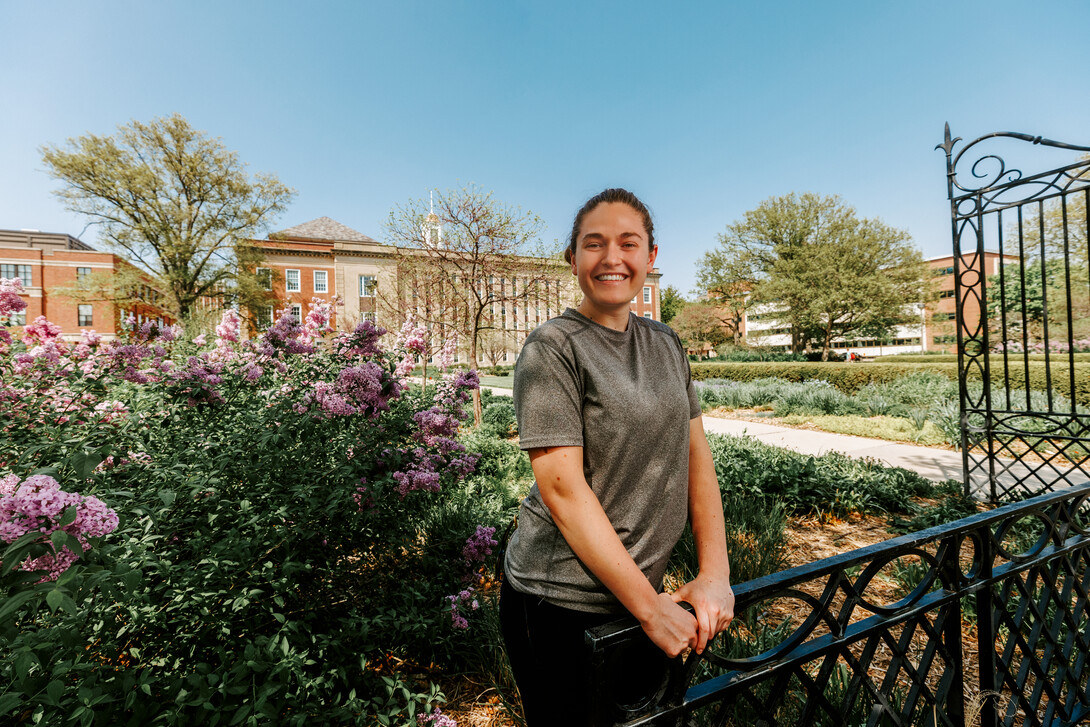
[576,301,630,331]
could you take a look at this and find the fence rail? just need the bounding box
[588,482,1090,726]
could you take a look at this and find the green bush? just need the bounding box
[690,360,1090,406]
[668,497,789,588]
[706,434,935,518]
[481,400,518,438]
[0,313,505,726]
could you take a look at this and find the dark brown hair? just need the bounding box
[565,188,655,264]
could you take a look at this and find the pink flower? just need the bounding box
[0,475,119,582]
[192,334,207,346]
[0,277,27,317]
[215,309,242,343]
[21,316,62,346]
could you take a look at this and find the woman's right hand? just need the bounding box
[639,592,698,658]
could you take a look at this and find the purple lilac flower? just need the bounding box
[0,475,119,582]
[462,526,498,565]
[417,708,458,727]
[445,588,480,630]
[333,319,386,358]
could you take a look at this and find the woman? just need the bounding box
[500,188,735,725]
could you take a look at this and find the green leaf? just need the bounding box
[0,590,36,622]
[46,589,64,613]
[46,679,65,705]
[51,530,69,550]
[0,693,25,715]
[158,490,176,507]
[68,451,105,481]
[57,505,79,528]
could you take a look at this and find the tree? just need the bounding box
[694,241,756,344]
[41,114,295,323]
[659,285,686,324]
[669,301,730,357]
[704,193,928,359]
[384,185,562,422]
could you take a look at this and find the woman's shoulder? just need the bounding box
[632,314,684,346]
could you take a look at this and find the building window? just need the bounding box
[933,266,955,276]
[78,304,93,327]
[359,275,376,297]
[939,290,955,299]
[290,304,302,323]
[76,267,92,281]
[363,311,376,324]
[258,306,274,328]
[643,286,652,304]
[644,312,653,318]
[0,264,31,286]
[314,270,328,293]
[256,268,272,291]
[285,269,301,292]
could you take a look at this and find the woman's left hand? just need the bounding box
[670,576,735,654]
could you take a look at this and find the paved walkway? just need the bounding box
[702,417,1088,495]
[485,385,1087,494]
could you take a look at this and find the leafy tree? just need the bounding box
[669,301,729,357]
[704,193,928,359]
[385,184,561,422]
[695,240,756,344]
[41,113,295,323]
[659,285,686,324]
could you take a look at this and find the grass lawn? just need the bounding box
[778,413,948,446]
[478,375,513,390]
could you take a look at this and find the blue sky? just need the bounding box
[2,1,1089,295]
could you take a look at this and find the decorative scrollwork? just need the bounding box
[940,123,1090,198]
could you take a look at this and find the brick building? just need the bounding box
[250,217,663,364]
[0,229,173,340]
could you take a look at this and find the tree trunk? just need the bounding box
[469,334,483,426]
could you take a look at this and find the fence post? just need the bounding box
[974,527,999,727]
[941,535,967,727]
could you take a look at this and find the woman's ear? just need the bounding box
[647,244,658,271]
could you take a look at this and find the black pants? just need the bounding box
[499,577,667,727]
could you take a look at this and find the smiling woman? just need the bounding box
[500,188,735,726]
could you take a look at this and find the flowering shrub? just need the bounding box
[0,304,518,725]
[0,474,119,582]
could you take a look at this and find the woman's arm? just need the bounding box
[529,446,698,657]
[670,417,735,653]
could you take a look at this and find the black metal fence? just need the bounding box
[940,128,1090,501]
[588,482,1090,726]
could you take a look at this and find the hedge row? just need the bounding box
[690,361,1090,405]
[884,353,1090,363]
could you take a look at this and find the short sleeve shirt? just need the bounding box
[504,308,701,613]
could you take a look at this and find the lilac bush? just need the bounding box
[0,301,515,725]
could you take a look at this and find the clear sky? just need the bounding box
[2,1,1089,296]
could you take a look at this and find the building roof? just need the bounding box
[0,229,96,251]
[273,217,379,244]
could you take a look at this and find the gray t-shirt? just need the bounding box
[504,308,701,613]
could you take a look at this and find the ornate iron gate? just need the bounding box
[939,127,1090,502]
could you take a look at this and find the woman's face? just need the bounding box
[571,202,657,316]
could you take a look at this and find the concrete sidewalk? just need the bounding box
[699,415,1088,495]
